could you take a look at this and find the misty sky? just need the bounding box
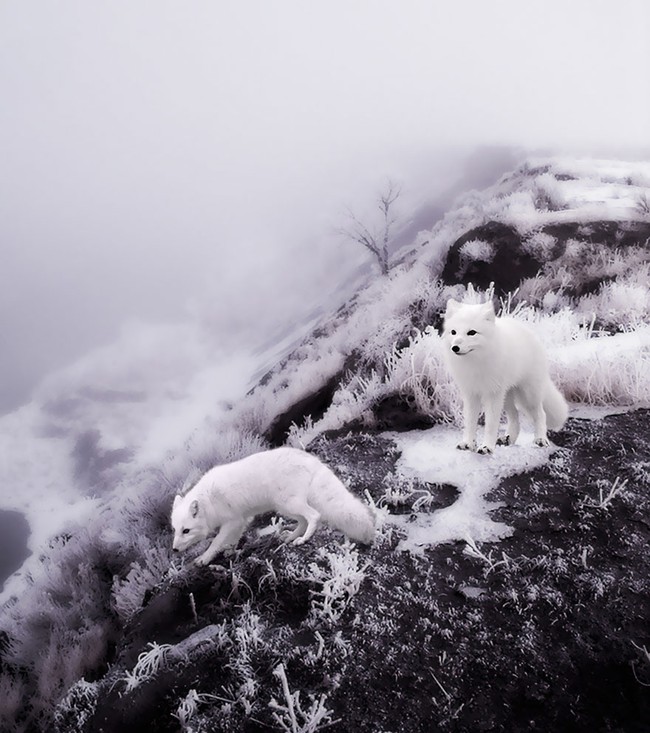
[1,0,649,412]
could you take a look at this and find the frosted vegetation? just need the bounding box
[1,157,649,731]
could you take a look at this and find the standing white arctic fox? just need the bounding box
[171,447,375,566]
[442,299,568,454]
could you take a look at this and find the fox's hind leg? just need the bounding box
[531,402,550,447]
[497,390,520,446]
[283,500,320,546]
[281,517,308,543]
[520,389,549,447]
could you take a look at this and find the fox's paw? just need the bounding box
[496,435,511,447]
[195,552,214,567]
[456,441,476,451]
[292,536,308,546]
[534,437,550,448]
[477,445,494,456]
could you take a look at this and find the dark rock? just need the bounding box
[265,373,342,447]
[372,394,436,432]
[441,221,543,296]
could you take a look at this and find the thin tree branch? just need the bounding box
[339,181,401,276]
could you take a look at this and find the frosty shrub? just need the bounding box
[383,327,462,425]
[517,271,573,310]
[111,542,176,622]
[483,191,538,230]
[53,678,99,732]
[531,172,567,211]
[303,542,368,625]
[577,276,650,328]
[552,327,650,407]
[522,231,557,259]
[459,238,494,263]
[285,373,381,448]
[0,459,188,729]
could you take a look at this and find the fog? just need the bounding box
[1,0,649,413]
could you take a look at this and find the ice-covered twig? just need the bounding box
[174,689,224,729]
[269,663,339,733]
[463,535,511,576]
[582,477,629,510]
[121,642,174,694]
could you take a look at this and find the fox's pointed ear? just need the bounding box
[445,299,461,316]
[482,302,496,321]
[173,495,180,509]
[190,499,200,518]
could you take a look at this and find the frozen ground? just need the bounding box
[1,156,649,732]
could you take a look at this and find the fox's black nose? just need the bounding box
[452,345,460,353]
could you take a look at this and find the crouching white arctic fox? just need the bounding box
[443,299,568,454]
[171,447,375,566]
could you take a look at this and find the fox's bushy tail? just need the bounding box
[544,380,569,431]
[313,472,375,545]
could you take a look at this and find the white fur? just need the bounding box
[171,447,375,566]
[442,299,568,454]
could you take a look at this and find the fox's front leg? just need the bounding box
[479,392,506,455]
[531,402,550,448]
[195,520,247,566]
[458,393,480,451]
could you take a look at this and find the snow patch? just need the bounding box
[389,426,553,553]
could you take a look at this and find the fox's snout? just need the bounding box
[450,338,466,355]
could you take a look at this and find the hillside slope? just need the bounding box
[1,157,649,733]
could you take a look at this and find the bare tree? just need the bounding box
[339,181,401,276]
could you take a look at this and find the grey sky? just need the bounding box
[1,0,649,411]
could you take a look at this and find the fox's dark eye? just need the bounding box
[467,330,477,336]
[450,329,456,335]
[182,528,190,535]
